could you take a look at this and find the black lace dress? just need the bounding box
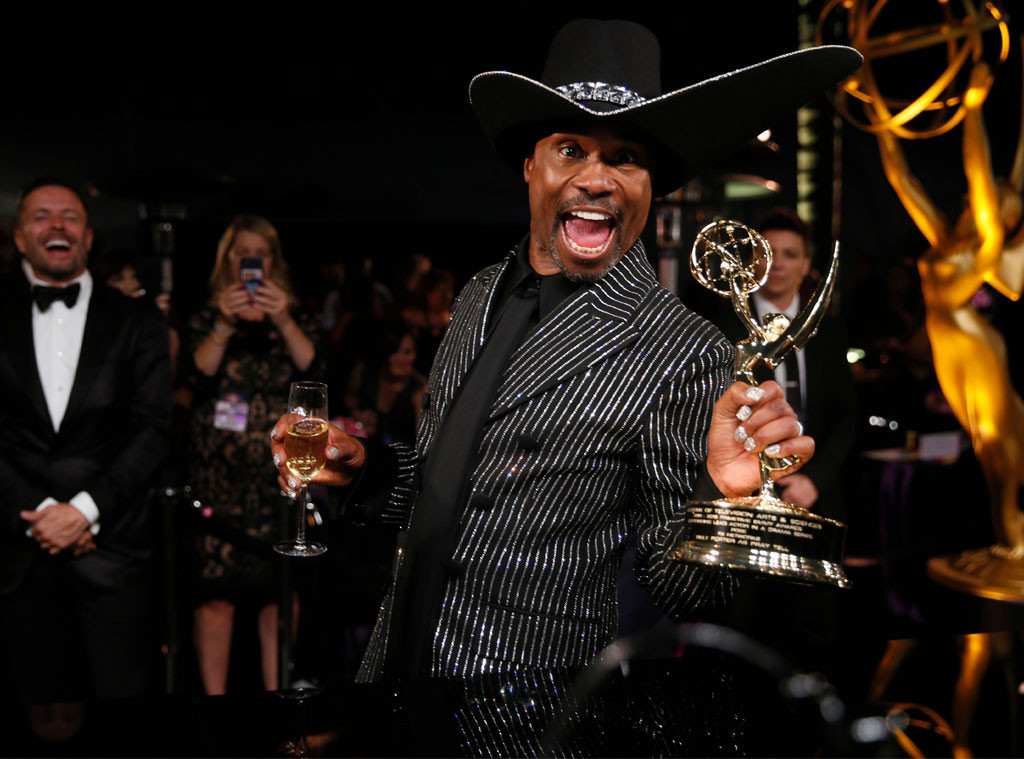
[187,307,321,602]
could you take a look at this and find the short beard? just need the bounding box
[31,257,81,283]
[38,264,78,282]
[25,241,84,284]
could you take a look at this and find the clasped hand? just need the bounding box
[20,503,96,556]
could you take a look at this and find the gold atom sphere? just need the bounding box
[816,0,1010,139]
[690,220,772,297]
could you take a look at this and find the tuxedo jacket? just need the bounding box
[0,270,172,594]
[713,297,856,522]
[357,242,734,681]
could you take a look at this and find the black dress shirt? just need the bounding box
[389,238,582,676]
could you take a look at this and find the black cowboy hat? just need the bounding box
[469,19,862,196]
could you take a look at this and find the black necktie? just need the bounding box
[33,283,80,312]
[782,351,802,419]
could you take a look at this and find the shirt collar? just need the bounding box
[22,259,93,305]
[504,236,584,321]
[752,290,799,320]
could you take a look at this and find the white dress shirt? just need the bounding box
[751,290,806,411]
[22,261,100,534]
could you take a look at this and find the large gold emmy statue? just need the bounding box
[819,0,1024,600]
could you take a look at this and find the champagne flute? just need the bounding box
[275,381,329,557]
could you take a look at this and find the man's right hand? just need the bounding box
[270,414,366,495]
[20,503,90,555]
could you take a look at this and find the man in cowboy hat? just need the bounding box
[272,19,860,682]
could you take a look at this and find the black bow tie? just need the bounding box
[33,283,81,312]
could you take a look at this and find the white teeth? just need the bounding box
[569,210,613,221]
[45,239,70,250]
[565,237,604,254]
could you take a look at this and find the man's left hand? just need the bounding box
[20,504,90,555]
[777,473,819,510]
[71,531,98,556]
[705,381,814,497]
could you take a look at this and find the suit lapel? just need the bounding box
[428,255,511,426]
[489,242,654,421]
[61,285,117,432]
[0,271,51,430]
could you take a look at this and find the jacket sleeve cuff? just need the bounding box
[24,495,99,537]
[337,437,418,526]
[25,496,58,537]
[690,461,725,502]
[69,491,101,535]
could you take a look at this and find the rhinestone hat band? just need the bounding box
[555,81,647,107]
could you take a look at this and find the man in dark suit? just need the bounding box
[0,179,171,707]
[271,22,859,690]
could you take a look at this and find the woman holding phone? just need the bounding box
[188,214,320,694]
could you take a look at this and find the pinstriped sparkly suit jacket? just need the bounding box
[357,242,734,682]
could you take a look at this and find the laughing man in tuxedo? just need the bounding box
[0,179,171,706]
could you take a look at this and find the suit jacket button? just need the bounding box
[469,492,493,510]
[518,433,541,451]
[444,559,464,578]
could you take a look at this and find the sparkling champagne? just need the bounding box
[285,418,328,481]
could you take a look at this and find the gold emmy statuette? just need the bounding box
[820,0,1024,600]
[668,220,850,589]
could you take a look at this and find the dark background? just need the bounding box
[4,2,1020,303]
[0,2,1019,525]
[0,4,1021,526]
[4,0,1024,473]
[3,5,1024,752]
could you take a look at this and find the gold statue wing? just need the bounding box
[759,244,841,367]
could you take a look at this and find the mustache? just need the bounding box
[40,232,79,245]
[555,196,623,226]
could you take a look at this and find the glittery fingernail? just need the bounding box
[744,436,757,452]
[744,387,765,402]
[287,476,298,490]
[733,426,748,443]
[327,446,340,461]
[765,444,781,457]
[272,453,282,467]
[270,427,280,440]
[736,405,752,422]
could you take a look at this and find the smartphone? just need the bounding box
[239,257,264,295]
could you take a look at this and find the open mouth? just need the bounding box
[561,210,616,256]
[44,237,72,253]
